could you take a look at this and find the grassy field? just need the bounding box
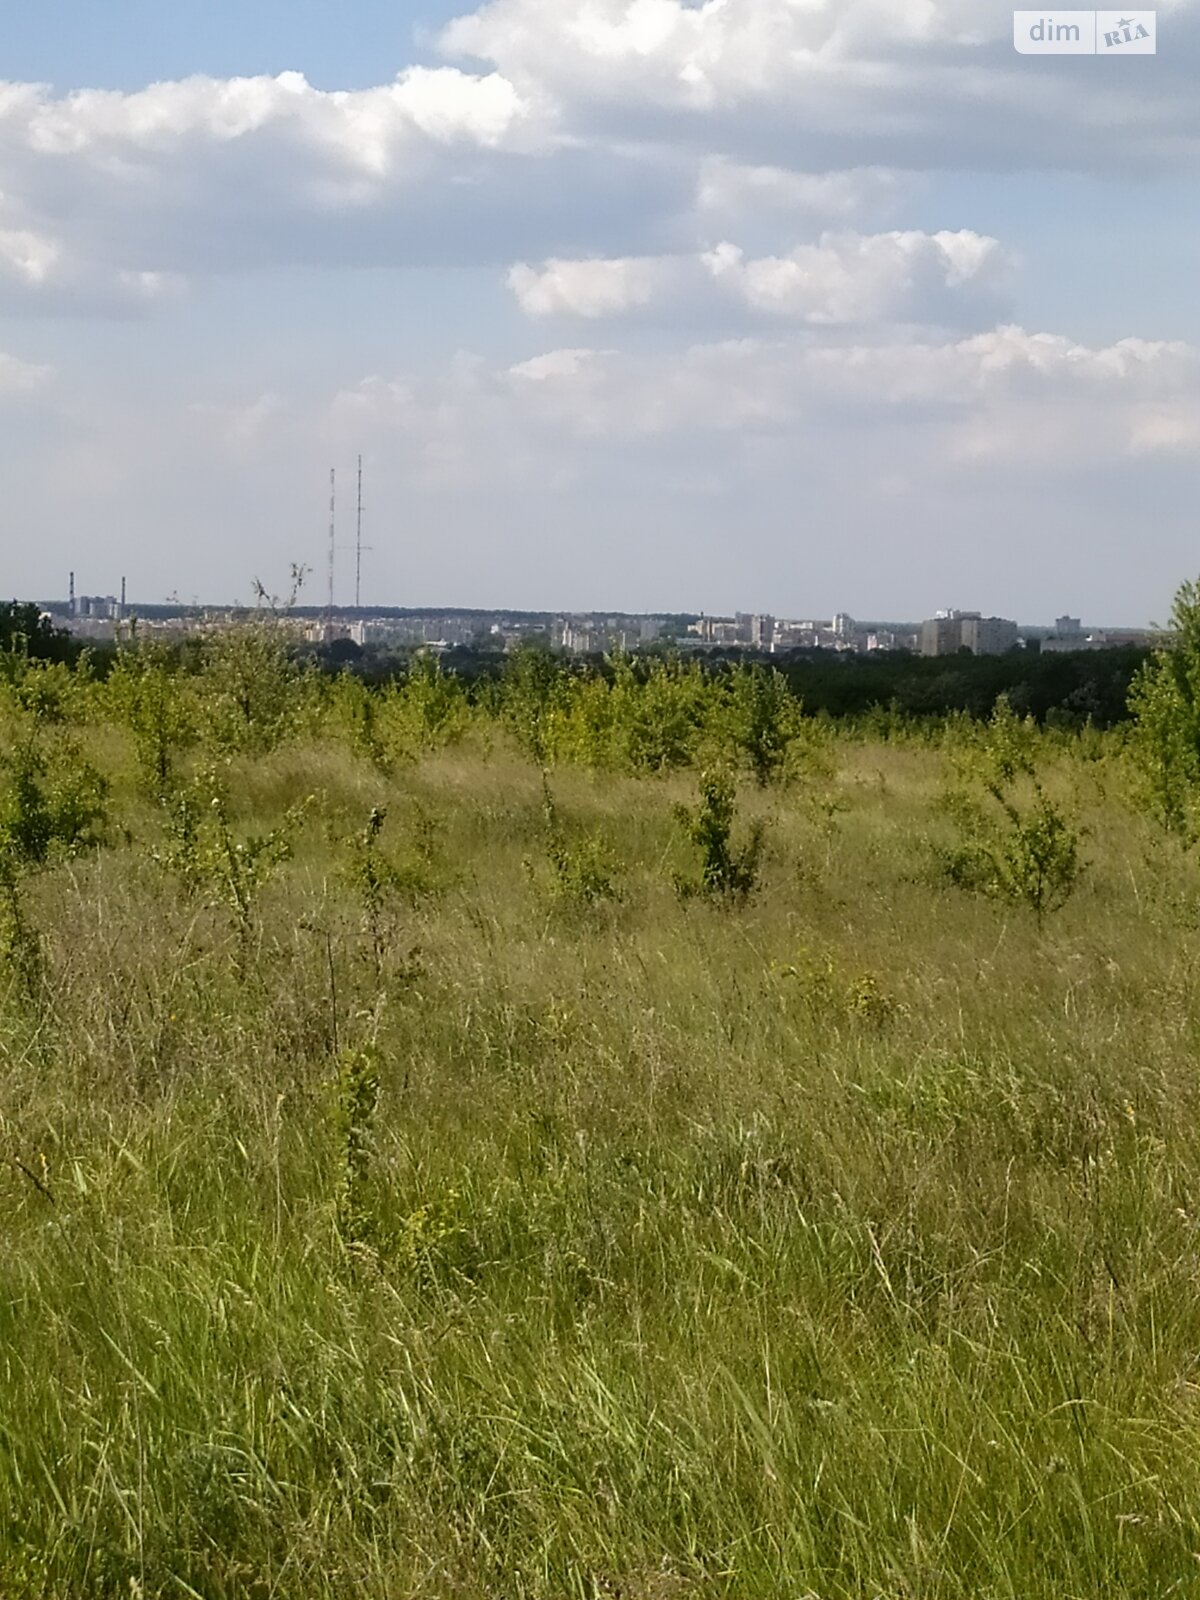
[4,693,1200,1597]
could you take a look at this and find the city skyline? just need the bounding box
[41,582,1161,641]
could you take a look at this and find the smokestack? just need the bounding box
[120,576,126,620]
[69,571,75,617]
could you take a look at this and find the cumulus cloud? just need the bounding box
[440,0,1004,108]
[0,67,576,305]
[0,0,1193,312]
[441,0,1200,172]
[508,255,675,316]
[327,324,1199,460]
[14,67,534,167]
[508,229,1011,328]
[0,64,716,300]
[703,229,1008,324]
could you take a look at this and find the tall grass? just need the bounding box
[2,691,1200,1596]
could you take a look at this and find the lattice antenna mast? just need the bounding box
[355,455,364,611]
[326,466,336,641]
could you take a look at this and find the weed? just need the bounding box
[331,1045,381,1254]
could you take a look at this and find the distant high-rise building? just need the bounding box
[750,614,775,649]
[921,611,1017,657]
[921,613,970,656]
[960,616,1018,656]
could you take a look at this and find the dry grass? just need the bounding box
[3,723,1200,1597]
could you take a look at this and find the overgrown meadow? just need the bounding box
[5,600,1200,1598]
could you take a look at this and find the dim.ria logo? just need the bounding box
[1097,11,1155,49]
[1013,10,1156,53]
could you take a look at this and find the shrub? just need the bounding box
[673,769,765,902]
[196,576,316,756]
[105,641,195,796]
[714,663,804,786]
[153,766,309,963]
[940,698,1083,927]
[0,714,107,996]
[0,723,107,869]
[326,671,391,774]
[1128,578,1200,837]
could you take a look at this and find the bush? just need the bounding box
[673,769,765,902]
[105,641,195,796]
[940,698,1083,927]
[1128,578,1200,837]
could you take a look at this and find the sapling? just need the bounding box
[673,769,765,903]
[0,716,107,996]
[153,766,309,967]
[941,697,1083,928]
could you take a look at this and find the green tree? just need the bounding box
[105,641,195,796]
[714,664,804,786]
[1128,578,1200,837]
[501,644,568,765]
[0,602,74,664]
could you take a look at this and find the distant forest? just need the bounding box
[391,643,1152,730]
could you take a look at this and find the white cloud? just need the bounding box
[14,316,1197,614]
[326,324,1198,459]
[694,159,913,227]
[0,67,563,307]
[509,347,615,380]
[14,68,534,167]
[508,229,1011,327]
[702,229,1008,324]
[441,0,1001,109]
[0,0,1191,315]
[508,255,674,316]
[441,0,1200,172]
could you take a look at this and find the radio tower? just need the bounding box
[326,466,336,643]
[355,455,364,611]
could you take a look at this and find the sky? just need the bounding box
[2,0,1199,624]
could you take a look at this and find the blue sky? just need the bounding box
[2,1,467,91]
[2,0,1199,622]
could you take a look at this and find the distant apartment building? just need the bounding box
[749,614,775,649]
[920,613,968,657]
[960,615,1019,656]
[692,616,748,647]
[921,610,1018,657]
